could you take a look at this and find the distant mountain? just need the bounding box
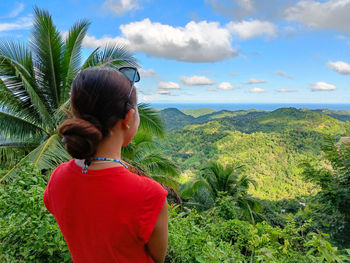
[181,108,216,117]
[160,108,262,130]
[160,108,195,130]
[311,109,350,122]
[161,107,344,134]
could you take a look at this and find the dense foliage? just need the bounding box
[159,107,346,200]
[0,165,71,262]
[158,107,350,254]
[1,165,349,263]
[297,135,350,248]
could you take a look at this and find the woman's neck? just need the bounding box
[80,132,125,169]
[94,132,123,160]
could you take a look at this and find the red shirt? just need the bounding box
[43,159,168,263]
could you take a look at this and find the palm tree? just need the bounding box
[122,128,180,190]
[0,8,166,183]
[180,161,261,223]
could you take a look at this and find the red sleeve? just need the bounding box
[43,168,57,215]
[43,186,53,214]
[138,177,168,244]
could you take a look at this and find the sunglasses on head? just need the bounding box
[118,67,140,108]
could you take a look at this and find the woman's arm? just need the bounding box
[146,199,168,263]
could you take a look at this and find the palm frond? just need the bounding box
[180,179,214,199]
[133,132,157,154]
[81,44,138,69]
[138,103,165,138]
[134,150,179,178]
[31,7,63,109]
[60,19,90,103]
[80,47,100,69]
[122,130,155,160]
[237,174,257,192]
[0,142,36,165]
[237,195,263,224]
[53,98,71,125]
[0,111,46,140]
[0,134,70,183]
[151,175,180,192]
[0,76,40,124]
[31,134,70,168]
[121,143,136,160]
[0,41,52,125]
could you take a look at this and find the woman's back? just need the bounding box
[44,159,168,263]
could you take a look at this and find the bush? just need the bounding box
[166,205,350,263]
[0,164,72,262]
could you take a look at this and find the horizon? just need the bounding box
[149,102,350,111]
[1,1,350,103]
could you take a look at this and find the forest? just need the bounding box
[1,8,350,263]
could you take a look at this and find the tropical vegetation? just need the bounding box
[1,6,350,263]
[0,7,176,185]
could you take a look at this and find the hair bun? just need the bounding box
[59,118,103,160]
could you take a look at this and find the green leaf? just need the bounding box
[138,103,165,138]
[0,41,52,126]
[60,19,90,103]
[0,111,46,140]
[81,44,138,69]
[31,7,63,109]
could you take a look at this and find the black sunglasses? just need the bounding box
[119,67,140,108]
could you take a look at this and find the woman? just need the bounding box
[43,67,168,263]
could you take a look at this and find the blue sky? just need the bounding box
[1,0,350,103]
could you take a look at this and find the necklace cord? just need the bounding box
[81,157,128,174]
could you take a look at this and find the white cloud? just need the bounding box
[275,71,294,79]
[285,0,350,33]
[102,0,139,15]
[82,34,128,49]
[83,19,237,62]
[158,81,181,90]
[218,82,234,90]
[277,88,297,93]
[327,61,350,75]
[0,15,32,32]
[245,78,267,84]
[227,19,277,39]
[180,75,216,86]
[157,90,171,95]
[311,81,336,91]
[8,3,25,18]
[121,19,237,62]
[249,87,265,93]
[139,68,156,77]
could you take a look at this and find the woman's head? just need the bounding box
[59,67,139,160]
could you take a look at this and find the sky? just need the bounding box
[0,0,350,104]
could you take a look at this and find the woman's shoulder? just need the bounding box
[126,171,168,197]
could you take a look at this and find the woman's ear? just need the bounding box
[121,109,135,130]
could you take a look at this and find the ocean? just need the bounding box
[150,103,350,111]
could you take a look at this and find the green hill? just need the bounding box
[160,108,195,130]
[159,107,346,200]
[311,108,350,122]
[181,108,216,117]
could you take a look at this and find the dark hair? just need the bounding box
[59,67,137,160]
